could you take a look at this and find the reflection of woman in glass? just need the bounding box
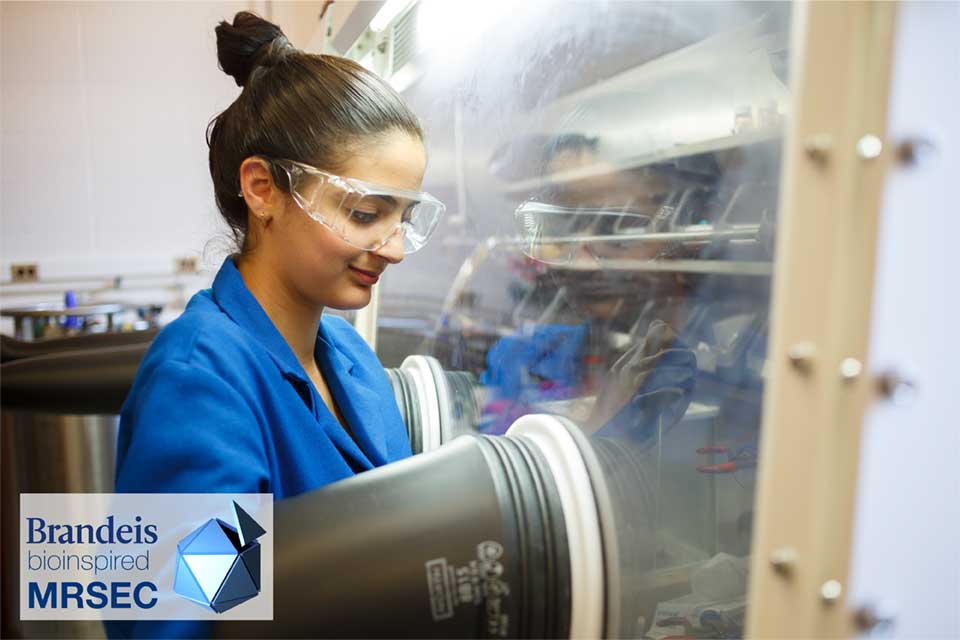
[112,15,441,634]
[542,137,697,440]
[481,131,697,440]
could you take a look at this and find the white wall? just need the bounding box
[1,1,253,276]
[846,1,960,637]
[0,1,345,332]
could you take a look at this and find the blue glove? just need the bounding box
[590,320,697,443]
[480,323,588,399]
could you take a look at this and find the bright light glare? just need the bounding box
[417,0,513,55]
[370,0,414,32]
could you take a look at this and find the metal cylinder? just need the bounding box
[219,433,571,638]
[1,332,153,639]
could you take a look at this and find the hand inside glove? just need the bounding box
[587,320,697,443]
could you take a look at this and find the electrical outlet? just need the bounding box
[10,263,38,282]
[175,256,199,274]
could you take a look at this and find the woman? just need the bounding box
[116,12,443,498]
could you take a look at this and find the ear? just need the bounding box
[238,157,282,221]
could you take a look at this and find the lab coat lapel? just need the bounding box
[213,258,308,378]
[318,413,374,472]
[316,337,390,468]
[339,370,390,467]
[214,259,388,470]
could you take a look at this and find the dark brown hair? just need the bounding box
[207,11,424,249]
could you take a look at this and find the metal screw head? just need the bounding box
[788,342,817,372]
[895,137,936,167]
[805,135,832,164]
[839,357,863,381]
[821,579,843,603]
[857,134,883,160]
[875,370,917,406]
[853,601,898,633]
[770,547,798,576]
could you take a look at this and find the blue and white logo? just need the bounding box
[173,501,266,613]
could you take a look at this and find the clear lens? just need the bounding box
[275,159,445,254]
[515,204,577,264]
[514,201,653,265]
[401,200,445,254]
[340,193,444,253]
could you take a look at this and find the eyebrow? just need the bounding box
[371,194,398,207]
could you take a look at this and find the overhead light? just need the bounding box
[370,0,414,32]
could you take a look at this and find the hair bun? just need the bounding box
[215,11,294,88]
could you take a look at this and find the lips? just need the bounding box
[348,266,382,285]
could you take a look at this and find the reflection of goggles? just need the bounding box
[514,200,653,264]
[270,159,445,254]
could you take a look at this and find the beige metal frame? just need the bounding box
[746,1,898,638]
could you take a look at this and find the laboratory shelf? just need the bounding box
[556,259,773,277]
[499,128,783,195]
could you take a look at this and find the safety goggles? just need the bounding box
[270,158,445,254]
[514,200,654,265]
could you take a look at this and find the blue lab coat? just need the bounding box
[109,257,411,638]
[115,257,411,495]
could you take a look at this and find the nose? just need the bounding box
[372,228,405,264]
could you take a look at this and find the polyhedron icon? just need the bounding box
[174,501,266,613]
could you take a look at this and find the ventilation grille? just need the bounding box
[391,4,418,74]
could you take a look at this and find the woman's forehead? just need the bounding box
[338,132,426,192]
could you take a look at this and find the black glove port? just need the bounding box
[213,414,653,639]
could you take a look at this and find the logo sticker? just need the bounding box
[20,493,273,621]
[174,501,266,613]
